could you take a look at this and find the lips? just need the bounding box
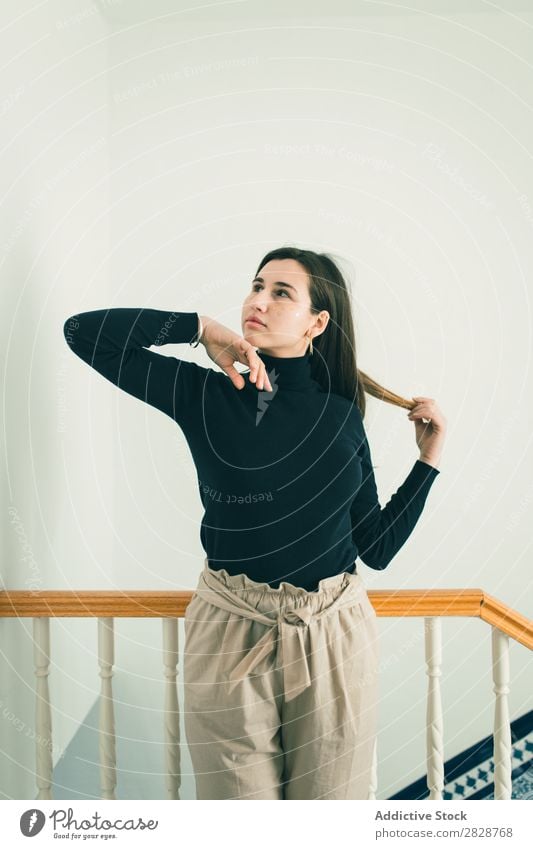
[246,317,266,327]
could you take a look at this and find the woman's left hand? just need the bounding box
[407,396,447,463]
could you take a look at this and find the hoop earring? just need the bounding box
[306,333,314,356]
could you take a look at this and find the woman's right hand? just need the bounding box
[198,315,273,392]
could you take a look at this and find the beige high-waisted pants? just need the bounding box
[183,556,379,800]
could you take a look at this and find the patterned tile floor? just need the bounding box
[390,711,532,801]
[443,735,533,800]
[504,762,533,800]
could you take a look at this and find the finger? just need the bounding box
[249,357,261,383]
[409,401,434,413]
[257,362,268,390]
[243,350,258,382]
[251,357,272,391]
[245,347,260,375]
[263,364,273,391]
[225,365,245,390]
[255,364,266,391]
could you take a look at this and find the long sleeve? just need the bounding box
[350,426,440,571]
[63,308,206,427]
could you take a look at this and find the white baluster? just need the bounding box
[367,736,378,799]
[98,618,116,800]
[491,627,512,799]
[162,617,181,800]
[33,617,53,799]
[425,617,444,800]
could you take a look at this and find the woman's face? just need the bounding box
[241,258,329,356]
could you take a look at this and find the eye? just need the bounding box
[252,283,289,297]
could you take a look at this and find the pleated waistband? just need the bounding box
[190,556,369,701]
[202,556,362,600]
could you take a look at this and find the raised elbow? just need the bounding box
[63,315,80,347]
[359,552,391,571]
[355,538,392,571]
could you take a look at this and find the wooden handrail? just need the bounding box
[0,588,531,650]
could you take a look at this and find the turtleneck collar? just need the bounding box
[255,349,316,392]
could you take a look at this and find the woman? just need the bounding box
[63,245,446,800]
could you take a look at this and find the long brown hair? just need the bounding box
[254,246,415,419]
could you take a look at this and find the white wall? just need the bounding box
[0,0,113,800]
[1,0,531,800]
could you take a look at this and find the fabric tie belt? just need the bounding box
[194,562,366,702]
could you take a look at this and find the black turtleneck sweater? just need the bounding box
[63,308,440,591]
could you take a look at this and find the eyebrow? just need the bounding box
[252,275,298,292]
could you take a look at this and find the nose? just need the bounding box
[248,296,267,315]
[249,292,266,307]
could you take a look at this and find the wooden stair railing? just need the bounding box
[0,588,531,801]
